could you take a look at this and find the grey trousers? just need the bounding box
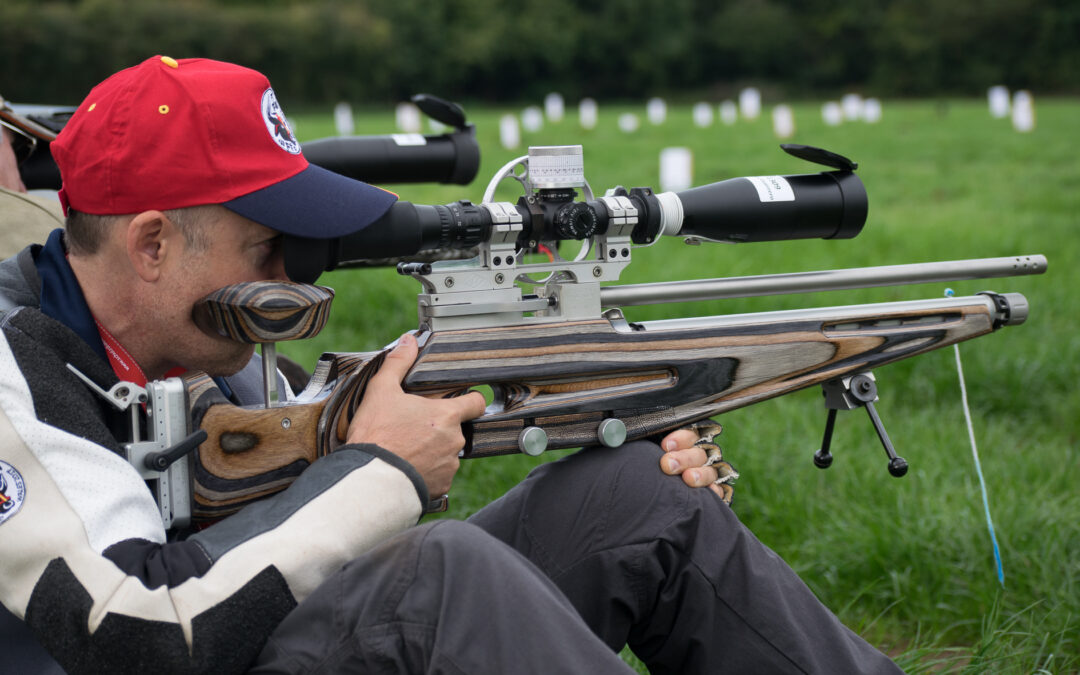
[252,441,904,674]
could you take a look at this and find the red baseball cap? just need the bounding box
[50,55,397,238]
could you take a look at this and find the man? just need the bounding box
[0,56,902,673]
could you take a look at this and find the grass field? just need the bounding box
[283,98,1079,673]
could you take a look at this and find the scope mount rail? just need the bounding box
[404,254,1045,331]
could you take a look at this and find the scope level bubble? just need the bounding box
[528,145,585,189]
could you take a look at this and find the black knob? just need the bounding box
[553,202,599,240]
[850,374,877,403]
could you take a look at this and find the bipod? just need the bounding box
[813,372,908,477]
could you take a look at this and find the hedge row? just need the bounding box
[2,0,1077,105]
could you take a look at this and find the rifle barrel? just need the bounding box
[600,255,1046,308]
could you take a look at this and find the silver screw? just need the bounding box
[494,273,505,284]
[598,419,627,447]
[445,277,455,288]
[592,266,603,277]
[518,426,548,456]
[281,418,291,430]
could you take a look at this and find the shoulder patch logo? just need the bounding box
[0,460,26,525]
[261,88,301,155]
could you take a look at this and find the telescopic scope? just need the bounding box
[282,144,868,283]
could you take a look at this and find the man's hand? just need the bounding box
[659,421,739,503]
[346,333,486,497]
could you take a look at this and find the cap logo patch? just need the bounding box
[0,460,26,526]
[261,88,301,155]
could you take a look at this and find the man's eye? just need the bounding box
[256,237,283,269]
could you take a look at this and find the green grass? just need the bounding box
[282,98,1080,673]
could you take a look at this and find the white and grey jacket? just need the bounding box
[0,234,428,674]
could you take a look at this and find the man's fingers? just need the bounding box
[371,333,419,386]
[660,447,708,475]
[661,428,700,452]
[454,390,487,421]
[681,465,719,488]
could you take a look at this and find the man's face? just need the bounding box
[151,207,288,377]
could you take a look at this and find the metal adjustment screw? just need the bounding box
[444,277,455,288]
[494,273,505,284]
[592,266,603,278]
[281,418,291,429]
[518,426,548,456]
[597,418,627,447]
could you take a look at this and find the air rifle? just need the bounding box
[123,144,1046,526]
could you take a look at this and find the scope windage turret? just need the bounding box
[281,145,868,283]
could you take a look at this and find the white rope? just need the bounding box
[948,289,1005,587]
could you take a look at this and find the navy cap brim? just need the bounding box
[223,163,398,238]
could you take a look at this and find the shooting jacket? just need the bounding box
[0,230,429,674]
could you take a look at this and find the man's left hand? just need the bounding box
[659,421,739,503]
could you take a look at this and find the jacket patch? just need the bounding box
[0,460,26,525]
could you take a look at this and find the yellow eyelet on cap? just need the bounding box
[161,56,179,68]
[88,103,97,111]
[159,105,170,115]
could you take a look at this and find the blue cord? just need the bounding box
[946,288,1005,587]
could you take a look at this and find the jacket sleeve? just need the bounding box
[0,330,426,674]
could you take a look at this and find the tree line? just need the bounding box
[2,0,1077,106]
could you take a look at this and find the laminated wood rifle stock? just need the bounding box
[186,285,1029,520]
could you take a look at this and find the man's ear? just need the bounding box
[126,210,177,282]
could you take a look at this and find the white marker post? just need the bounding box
[1011,90,1035,132]
[841,93,863,121]
[719,100,738,125]
[647,97,667,125]
[395,102,421,133]
[333,102,354,136]
[739,87,761,120]
[544,93,565,122]
[772,104,795,138]
[988,85,1010,119]
[822,101,843,127]
[579,98,598,130]
[659,147,693,193]
[862,98,882,123]
[618,113,640,133]
[692,102,714,128]
[499,114,521,149]
[521,106,544,133]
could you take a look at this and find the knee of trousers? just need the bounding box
[518,441,720,548]
[409,520,544,578]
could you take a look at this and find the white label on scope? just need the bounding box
[392,133,427,146]
[746,175,795,202]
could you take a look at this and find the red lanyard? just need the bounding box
[94,318,185,387]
